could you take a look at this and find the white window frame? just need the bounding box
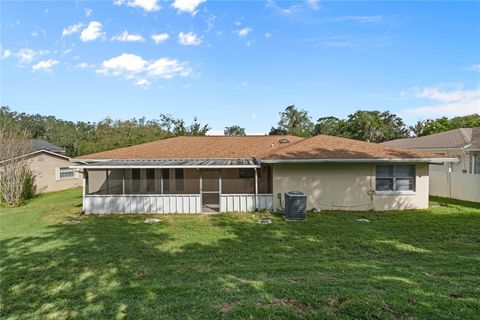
[58,167,76,180]
[375,164,416,195]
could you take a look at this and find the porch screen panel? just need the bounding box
[87,170,108,195]
[162,169,170,192]
[132,169,141,194]
[175,169,184,191]
[107,169,124,194]
[221,168,255,194]
[146,169,155,194]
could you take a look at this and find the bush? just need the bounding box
[21,168,36,201]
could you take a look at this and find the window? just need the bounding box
[239,168,255,179]
[59,167,75,179]
[132,169,141,193]
[162,169,170,192]
[376,165,415,192]
[175,168,184,191]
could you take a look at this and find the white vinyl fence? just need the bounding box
[430,172,480,203]
[220,194,273,212]
[84,194,202,214]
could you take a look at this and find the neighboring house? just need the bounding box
[382,128,480,174]
[1,140,82,193]
[72,135,453,214]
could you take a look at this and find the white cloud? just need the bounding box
[178,32,202,46]
[32,59,59,72]
[151,33,169,43]
[16,48,48,64]
[147,58,192,78]
[97,53,147,76]
[1,49,12,59]
[306,0,320,10]
[333,16,384,23]
[111,31,145,42]
[469,64,480,72]
[135,78,151,88]
[97,53,191,86]
[252,112,256,119]
[266,0,302,16]
[85,8,93,17]
[76,62,94,69]
[62,23,84,36]
[403,86,480,117]
[80,21,104,42]
[265,32,272,38]
[236,27,252,37]
[171,0,205,14]
[114,0,160,12]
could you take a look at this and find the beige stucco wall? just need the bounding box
[27,152,82,193]
[271,163,429,211]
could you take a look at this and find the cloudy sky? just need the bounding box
[1,0,479,134]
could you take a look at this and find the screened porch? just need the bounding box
[76,160,273,214]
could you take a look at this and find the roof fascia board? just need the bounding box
[70,164,260,169]
[1,149,70,164]
[260,158,458,164]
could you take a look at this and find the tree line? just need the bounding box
[1,105,479,158]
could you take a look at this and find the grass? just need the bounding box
[1,189,479,319]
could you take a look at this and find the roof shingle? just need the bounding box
[76,135,303,160]
[258,135,437,160]
[76,134,440,161]
[381,128,479,149]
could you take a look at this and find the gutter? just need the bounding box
[259,158,458,164]
[70,164,261,169]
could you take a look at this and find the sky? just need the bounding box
[1,0,479,134]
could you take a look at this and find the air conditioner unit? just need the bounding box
[284,191,307,220]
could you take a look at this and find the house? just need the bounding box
[382,128,480,203]
[382,127,480,174]
[72,135,454,214]
[1,140,82,193]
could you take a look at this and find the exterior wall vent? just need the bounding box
[284,191,307,220]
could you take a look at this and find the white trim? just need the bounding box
[0,149,71,164]
[71,164,260,169]
[260,158,457,164]
[375,191,416,196]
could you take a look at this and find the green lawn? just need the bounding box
[1,189,479,319]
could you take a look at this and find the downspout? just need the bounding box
[254,167,259,211]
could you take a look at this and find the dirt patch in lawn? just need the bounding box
[256,299,310,310]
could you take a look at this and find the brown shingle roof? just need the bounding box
[76,134,444,162]
[382,128,479,149]
[76,135,304,160]
[259,135,438,160]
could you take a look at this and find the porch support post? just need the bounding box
[160,169,164,194]
[254,167,259,211]
[82,171,86,212]
[199,169,203,209]
[122,169,125,194]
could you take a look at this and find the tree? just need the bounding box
[343,110,408,143]
[224,125,246,136]
[313,116,346,136]
[269,105,313,137]
[0,128,36,207]
[420,114,480,136]
[409,120,426,137]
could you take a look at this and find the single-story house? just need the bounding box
[382,127,480,174]
[72,135,454,214]
[1,140,82,193]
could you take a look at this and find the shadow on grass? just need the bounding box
[1,210,480,319]
[430,196,480,209]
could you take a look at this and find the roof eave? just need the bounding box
[260,158,459,164]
